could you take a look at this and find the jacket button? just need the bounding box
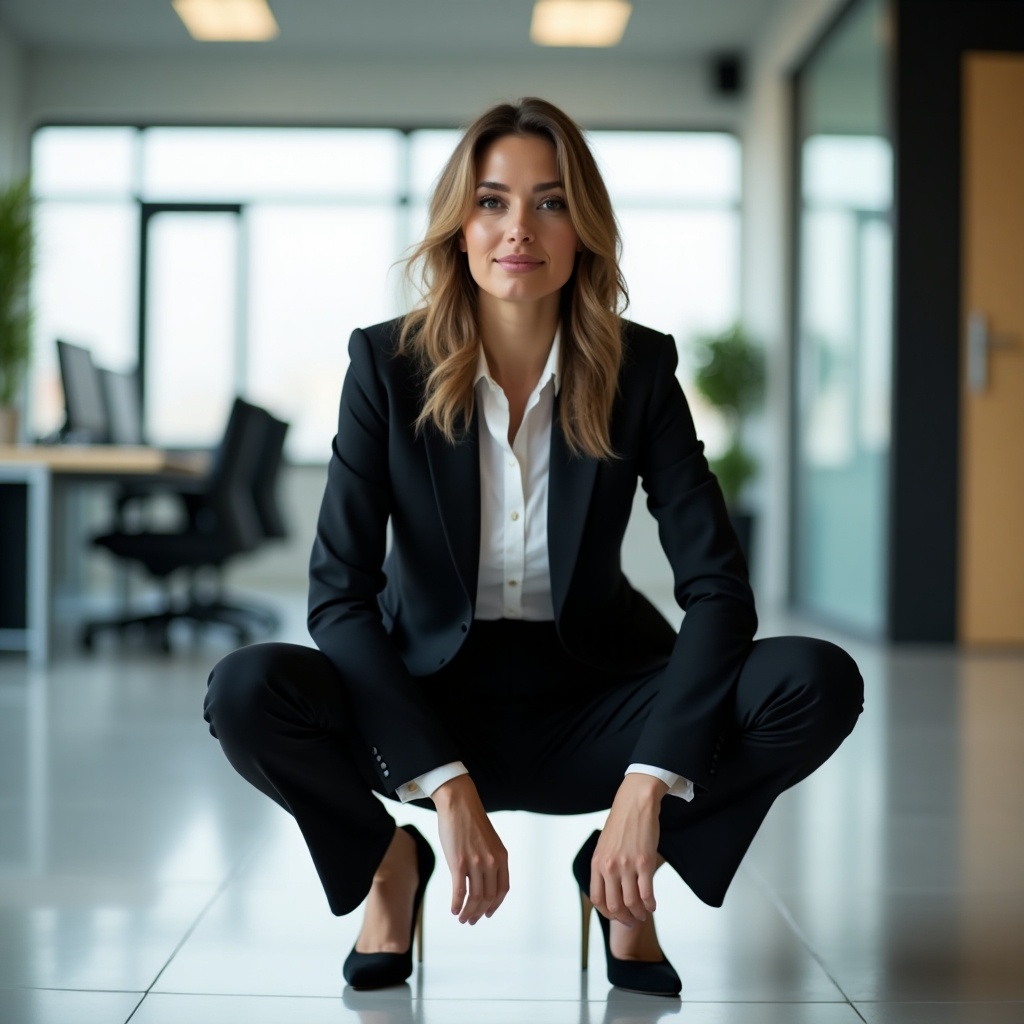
[383,769,390,778]
[439,657,445,665]
[461,623,468,633]
[376,755,382,762]
[381,762,387,770]
[372,747,378,755]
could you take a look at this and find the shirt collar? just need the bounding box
[474,329,562,396]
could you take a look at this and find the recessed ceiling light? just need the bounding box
[172,0,279,42]
[531,0,633,48]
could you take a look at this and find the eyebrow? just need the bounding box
[476,180,565,193]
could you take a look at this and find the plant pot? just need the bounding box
[0,405,19,444]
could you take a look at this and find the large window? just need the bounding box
[29,125,740,462]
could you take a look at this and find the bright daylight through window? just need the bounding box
[29,125,740,462]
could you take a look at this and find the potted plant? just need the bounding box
[0,176,34,444]
[689,322,765,561]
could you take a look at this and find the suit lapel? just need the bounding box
[424,415,481,604]
[548,393,598,618]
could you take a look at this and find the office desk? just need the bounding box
[0,445,207,665]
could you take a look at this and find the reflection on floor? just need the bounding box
[1,594,1023,1024]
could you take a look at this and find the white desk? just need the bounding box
[0,445,207,665]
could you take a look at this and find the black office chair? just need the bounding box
[81,397,271,652]
[180,406,291,638]
[97,366,145,446]
[252,411,290,539]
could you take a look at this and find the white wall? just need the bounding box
[0,23,27,181]
[740,0,848,608]
[24,50,742,129]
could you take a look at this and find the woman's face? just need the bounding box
[459,133,580,312]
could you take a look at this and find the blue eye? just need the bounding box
[539,197,567,211]
[478,195,503,209]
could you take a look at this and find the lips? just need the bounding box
[495,255,544,272]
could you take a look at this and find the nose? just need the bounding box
[506,204,535,243]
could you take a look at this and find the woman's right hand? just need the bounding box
[432,774,509,924]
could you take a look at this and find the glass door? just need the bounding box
[791,0,893,636]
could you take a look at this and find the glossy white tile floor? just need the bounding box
[1,593,1023,1023]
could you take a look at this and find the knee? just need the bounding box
[789,638,864,736]
[203,642,330,739]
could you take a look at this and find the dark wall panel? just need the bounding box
[890,0,1024,641]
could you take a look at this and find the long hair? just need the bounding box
[399,97,627,458]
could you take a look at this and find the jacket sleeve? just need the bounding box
[629,333,758,791]
[307,327,461,792]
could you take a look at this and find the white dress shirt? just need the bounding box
[395,336,693,805]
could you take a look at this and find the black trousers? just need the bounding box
[204,620,863,917]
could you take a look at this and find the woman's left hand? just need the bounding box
[590,774,669,928]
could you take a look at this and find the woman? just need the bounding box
[204,97,863,997]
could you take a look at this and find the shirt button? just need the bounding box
[508,579,518,587]
[510,511,519,521]
[508,458,516,468]
[408,782,419,793]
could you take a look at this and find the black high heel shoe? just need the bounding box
[572,829,682,997]
[343,823,435,990]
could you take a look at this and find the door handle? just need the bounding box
[967,310,1018,393]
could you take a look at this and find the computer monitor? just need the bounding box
[56,340,109,443]
[98,366,144,446]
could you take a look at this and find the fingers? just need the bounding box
[638,864,658,915]
[449,848,510,924]
[590,850,655,927]
[450,872,467,917]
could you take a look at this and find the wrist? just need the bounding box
[621,772,670,805]
[431,772,477,811]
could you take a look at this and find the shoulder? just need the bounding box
[619,318,679,377]
[346,316,422,382]
[349,316,407,361]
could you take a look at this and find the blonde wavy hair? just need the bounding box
[399,97,627,459]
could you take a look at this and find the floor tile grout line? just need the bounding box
[742,865,868,1023]
[122,825,274,1023]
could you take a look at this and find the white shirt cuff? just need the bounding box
[626,763,695,802]
[395,761,469,803]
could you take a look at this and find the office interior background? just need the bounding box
[1,1,1023,1022]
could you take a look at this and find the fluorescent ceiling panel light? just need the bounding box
[172,0,279,42]
[531,0,633,47]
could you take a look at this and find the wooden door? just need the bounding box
[959,52,1024,645]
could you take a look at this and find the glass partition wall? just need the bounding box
[792,0,893,636]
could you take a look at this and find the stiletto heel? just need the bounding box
[572,829,682,997]
[343,823,435,990]
[580,891,593,970]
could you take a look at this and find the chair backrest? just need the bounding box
[98,366,144,446]
[202,397,267,554]
[250,410,290,540]
[56,339,108,442]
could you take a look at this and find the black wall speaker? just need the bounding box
[712,53,745,97]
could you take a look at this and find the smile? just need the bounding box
[495,256,544,272]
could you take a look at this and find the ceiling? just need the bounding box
[0,0,785,60]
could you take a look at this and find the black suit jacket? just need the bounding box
[308,318,757,796]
